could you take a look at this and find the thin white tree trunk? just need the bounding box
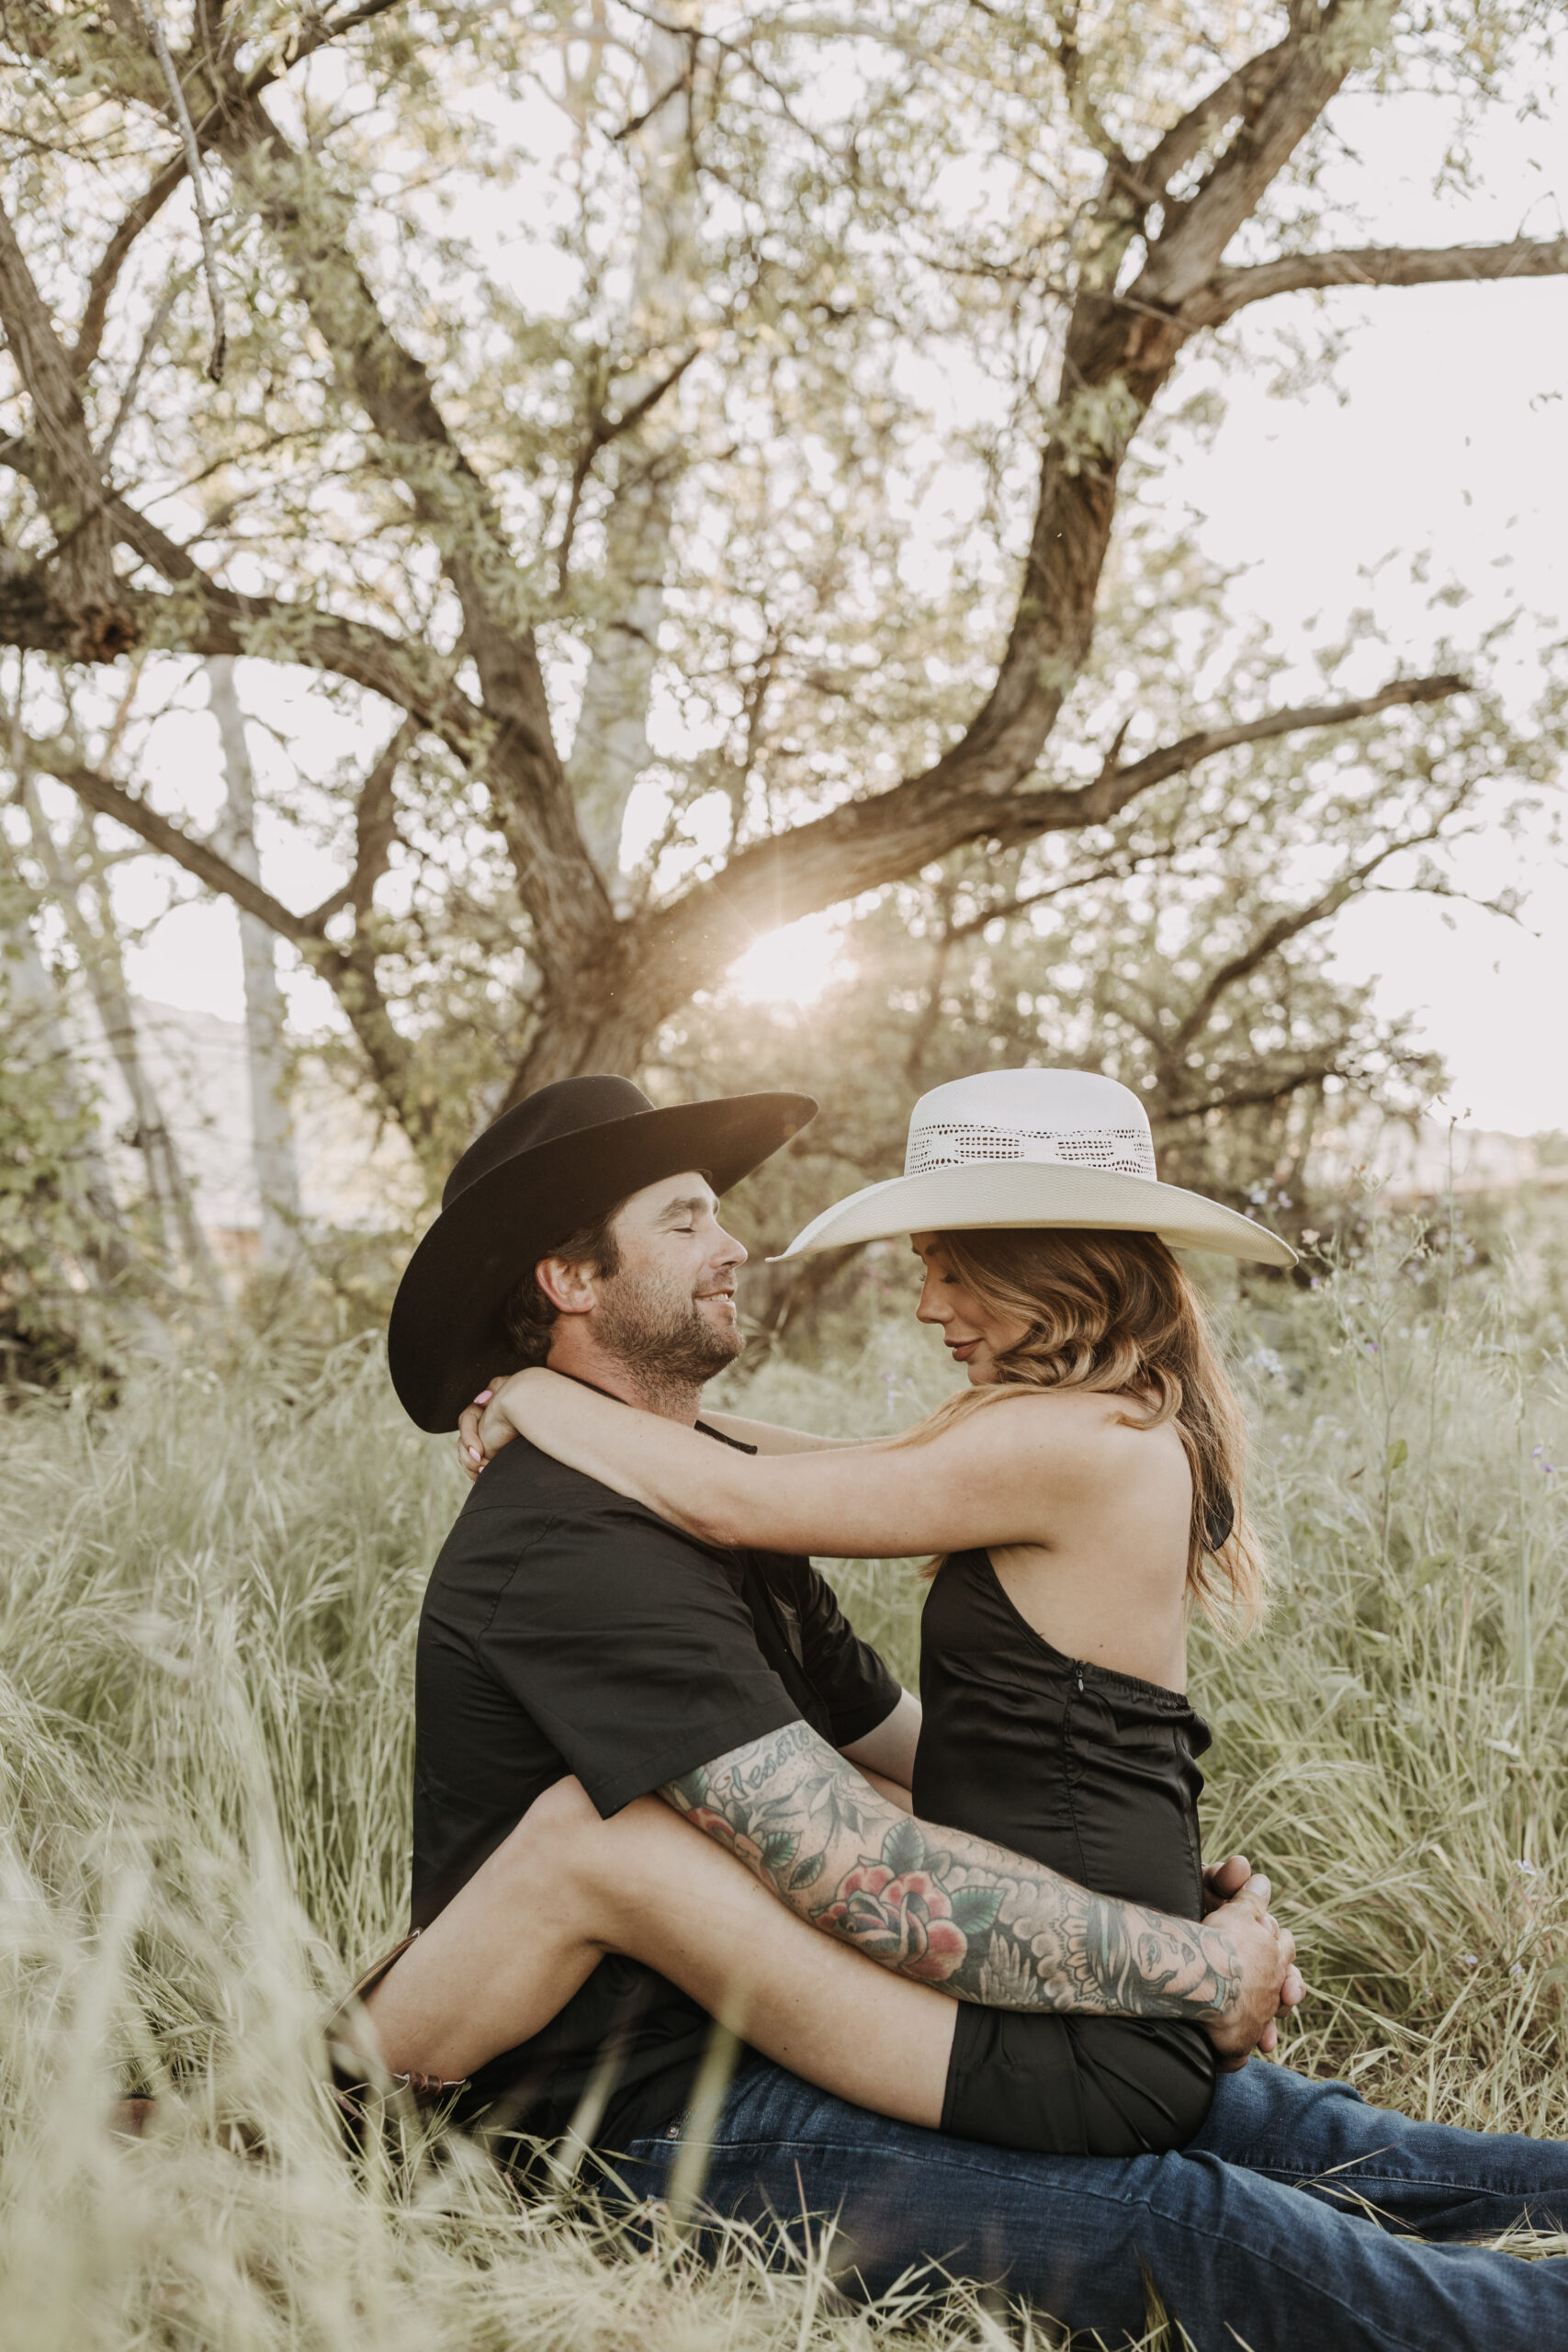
[566,11,697,897]
[18,780,219,1290]
[207,658,303,1267]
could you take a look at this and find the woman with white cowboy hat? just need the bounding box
[366,1067,1297,2162]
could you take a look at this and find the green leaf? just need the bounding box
[950,1886,1004,1937]
[882,1815,926,1876]
[788,1851,824,1892]
[1386,1437,1408,1473]
[760,1830,798,1871]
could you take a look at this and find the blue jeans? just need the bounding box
[601,2054,1568,2349]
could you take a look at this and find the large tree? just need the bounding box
[0,0,1562,1170]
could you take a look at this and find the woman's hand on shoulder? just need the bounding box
[457,1382,502,1481]
[456,1367,552,1482]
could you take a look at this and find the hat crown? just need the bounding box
[905,1069,1156,1182]
[442,1074,654,1207]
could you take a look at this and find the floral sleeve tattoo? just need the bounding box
[660,1721,1240,2020]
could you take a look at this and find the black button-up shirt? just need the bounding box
[411,1427,899,2150]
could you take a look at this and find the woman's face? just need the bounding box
[910,1233,1031,1385]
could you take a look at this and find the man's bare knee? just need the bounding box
[490,1774,603,1895]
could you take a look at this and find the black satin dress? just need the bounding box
[914,1547,1216,2156]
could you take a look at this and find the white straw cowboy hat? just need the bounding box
[773,1069,1295,1268]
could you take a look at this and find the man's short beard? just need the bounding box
[594,1263,743,1397]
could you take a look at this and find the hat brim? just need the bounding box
[390,1091,815,1430]
[769,1162,1296,1269]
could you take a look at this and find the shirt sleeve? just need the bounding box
[477,1498,802,1817]
[787,1560,903,1748]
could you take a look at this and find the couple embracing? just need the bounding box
[347,1068,1568,2349]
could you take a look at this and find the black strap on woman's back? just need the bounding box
[1202,1487,1235,1555]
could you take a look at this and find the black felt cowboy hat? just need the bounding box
[389,1074,817,1431]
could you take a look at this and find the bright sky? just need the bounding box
[121,67,1568,1136]
[1166,85,1567,1136]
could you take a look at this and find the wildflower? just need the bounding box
[1510,1964,1525,1979]
[1515,1860,1541,1880]
[1461,1954,1479,1968]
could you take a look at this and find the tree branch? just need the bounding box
[1164,802,1467,1058]
[635,670,1469,1008]
[28,743,323,942]
[942,841,1190,942]
[554,341,702,592]
[1134,9,1353,310]
[0,198,120,613]
[0,550,485,751]
[1186,234,1568,327]
[1014,673,1469,843]
[71,151,187,379]
[307,718,417,924]
[67,0,409,380]
[27,736,435,1138]
[127,0,226,380]
[1162,1060,1346,1124]
[1133,37,1293,204]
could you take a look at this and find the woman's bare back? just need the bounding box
[981,1390,1194,1690]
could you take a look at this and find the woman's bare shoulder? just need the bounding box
[981,1385,1139,1430]
[971,1388,1185,1477]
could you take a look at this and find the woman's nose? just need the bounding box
[916,1275,948,1324]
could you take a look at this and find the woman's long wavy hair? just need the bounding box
[906,1227,1266,1628]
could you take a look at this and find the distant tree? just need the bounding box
[207,658,303,1268]
[12,769,217,1286]
[1,0,1562,1172]
[0,854,138,1383]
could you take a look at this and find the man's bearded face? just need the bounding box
[593,1238,744,1387]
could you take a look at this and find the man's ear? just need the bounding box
[535,1254,599,1317]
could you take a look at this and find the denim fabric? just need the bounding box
[601,2053,1568,2350]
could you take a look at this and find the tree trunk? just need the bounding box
[207,658,303,1267]
[18,782,218,1289]
[564,11,697,898]
[502,938,668,1103]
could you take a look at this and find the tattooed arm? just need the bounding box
[662,1720,1297,2055]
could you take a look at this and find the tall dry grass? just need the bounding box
[3,1212,1568,2345]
